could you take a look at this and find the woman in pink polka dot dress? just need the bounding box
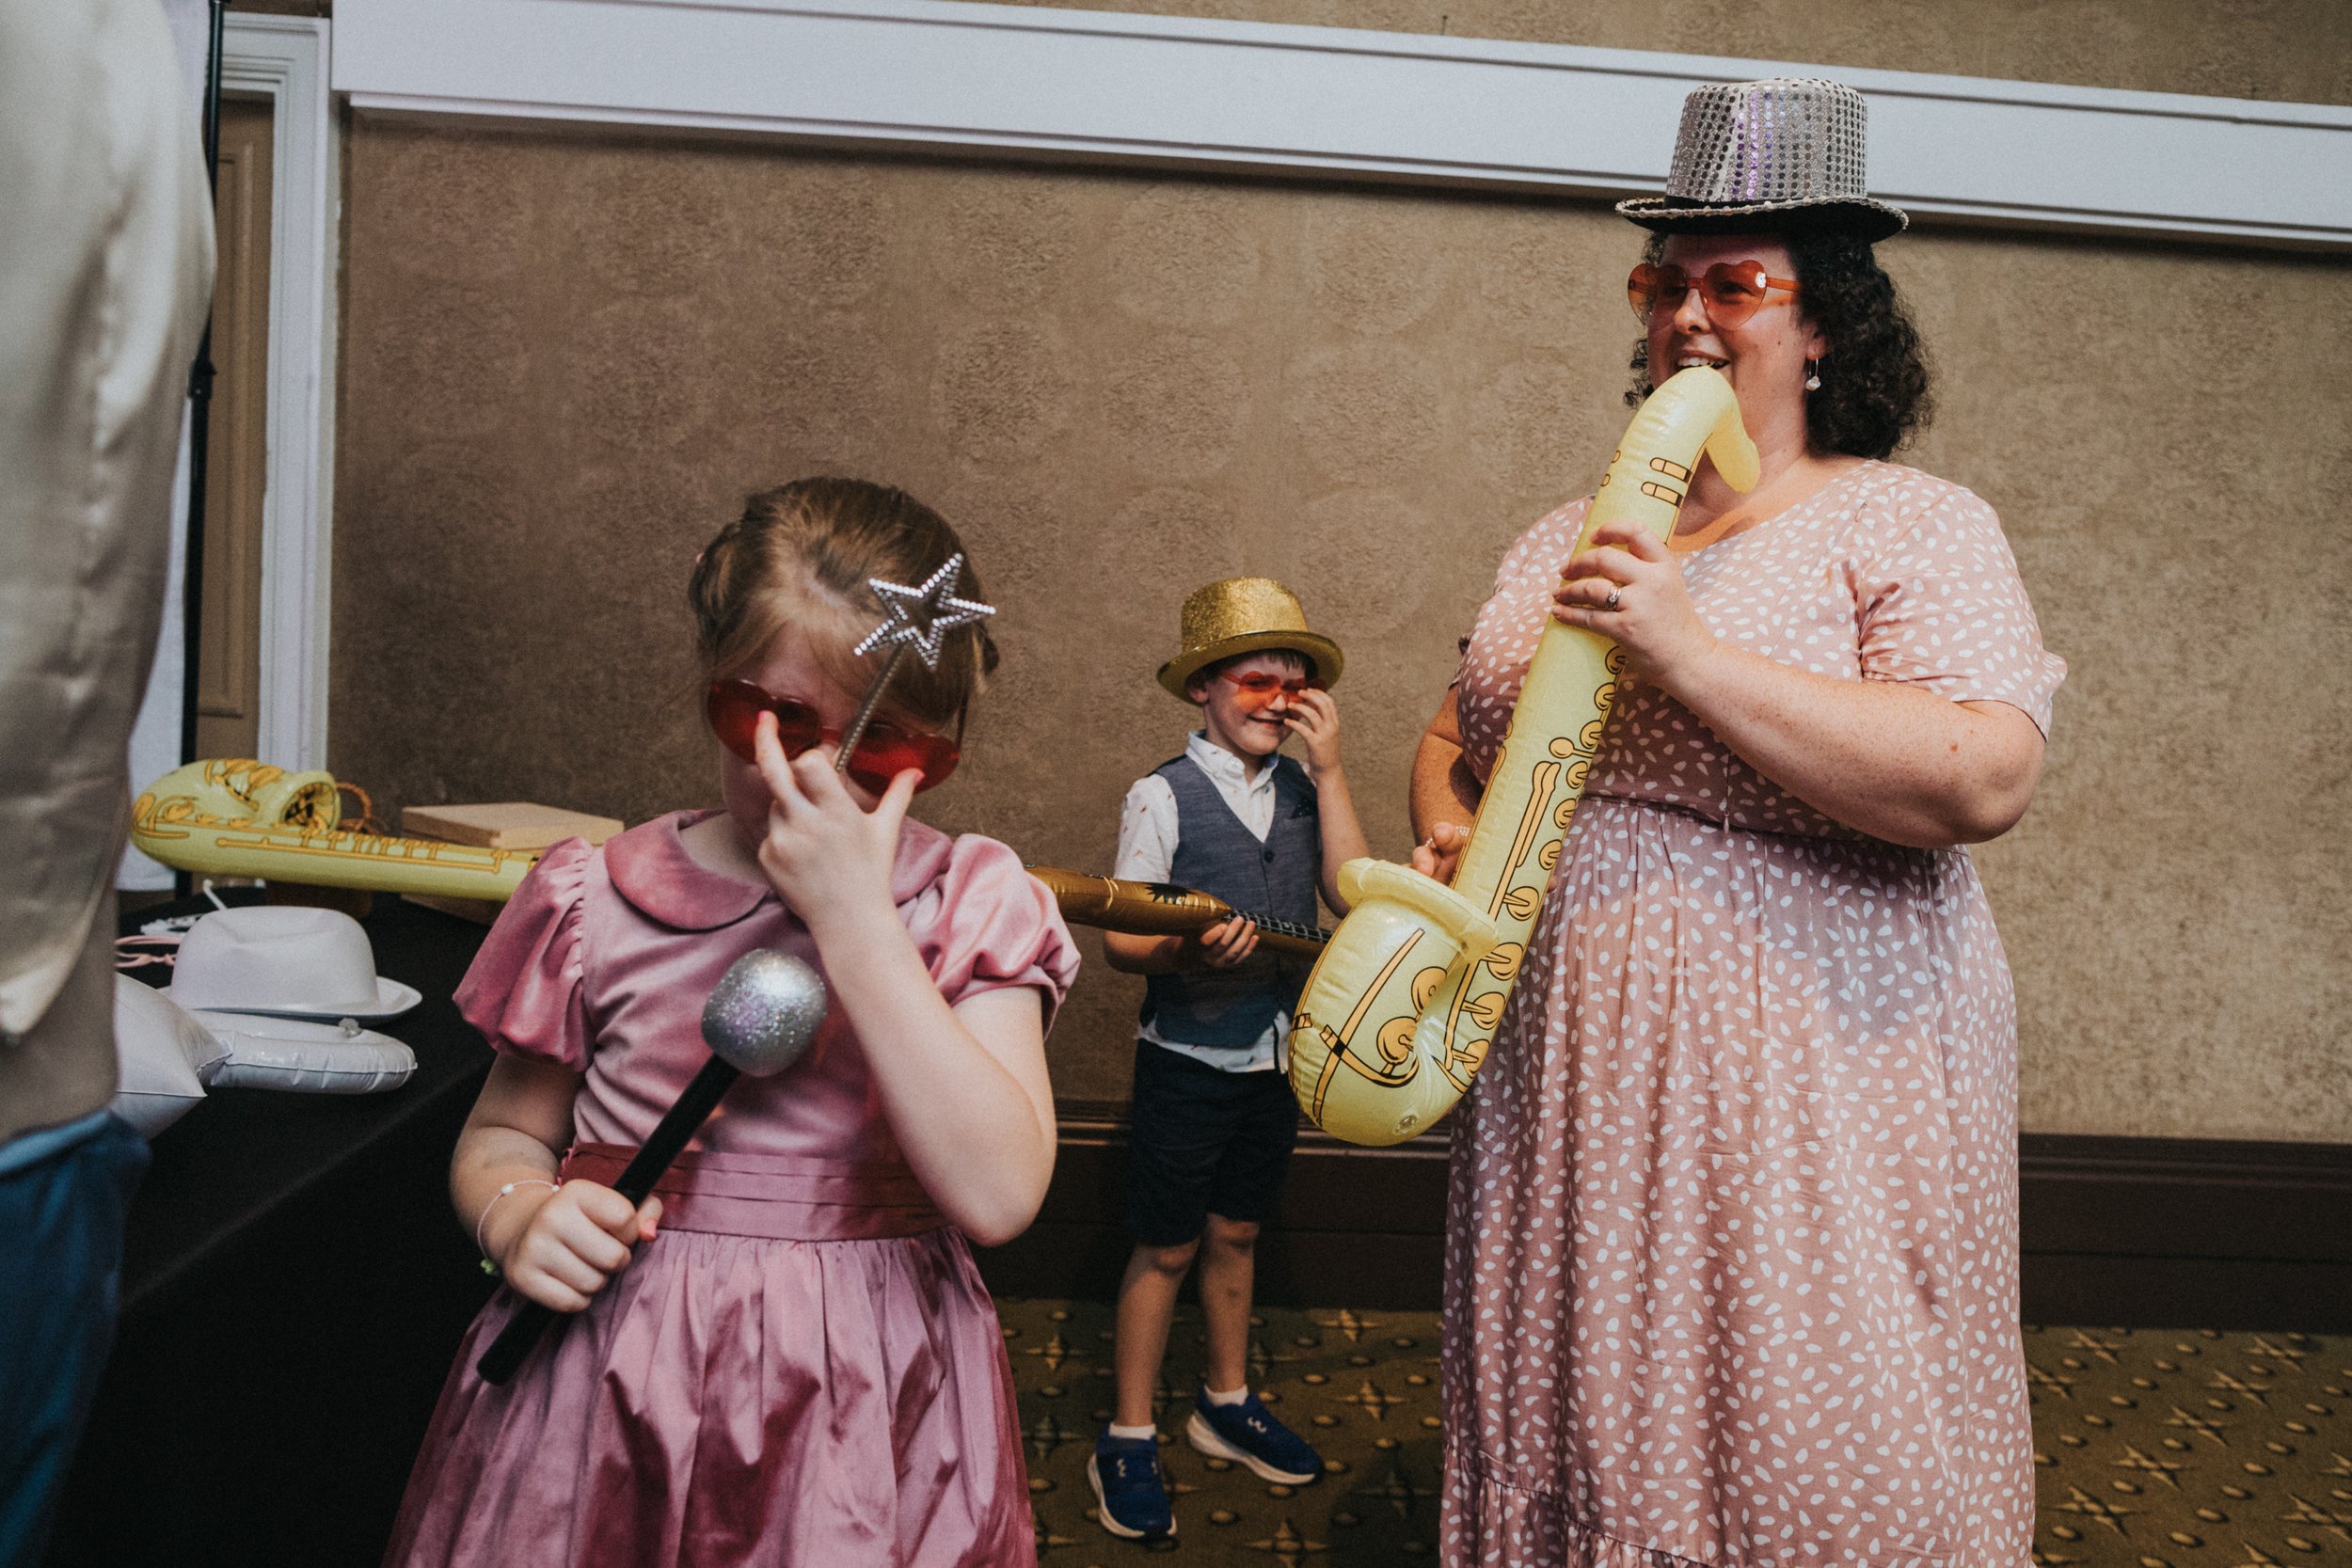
[1409,81,2065,1567]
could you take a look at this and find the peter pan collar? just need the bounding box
[605,809,956,932]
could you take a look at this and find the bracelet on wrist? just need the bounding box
[474,1178,558,1271]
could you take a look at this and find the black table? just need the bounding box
[47,895,501,1568]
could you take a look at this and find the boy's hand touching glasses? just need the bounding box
[1279,689,1344,779]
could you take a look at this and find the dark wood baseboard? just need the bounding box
[2016,1132,2352,1331]
[976,1105,2352,1330]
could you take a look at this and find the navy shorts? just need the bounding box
[1124,1039,1301,1247]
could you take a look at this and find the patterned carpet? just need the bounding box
[997,1301,2349,1567]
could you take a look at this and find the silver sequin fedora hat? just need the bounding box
[1616,77,1907,243]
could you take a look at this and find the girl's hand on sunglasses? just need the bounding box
[1188,914,1260,971]
[1279,689,1344,777]
[750,709,922,936]
[1551,521,1721,697]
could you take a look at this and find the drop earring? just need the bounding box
[1804,357,1822,391]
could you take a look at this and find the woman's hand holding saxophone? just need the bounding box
[1417,515,1713,888]
[1549,521,1720,691]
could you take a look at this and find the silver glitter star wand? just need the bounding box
[835,553,995,775]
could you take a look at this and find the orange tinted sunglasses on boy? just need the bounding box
[1627,260,1800,327]
[705,679,961,793]
[1217,671,1327,711]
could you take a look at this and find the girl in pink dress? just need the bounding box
[384,479,1076,1568]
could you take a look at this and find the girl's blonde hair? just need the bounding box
[688,479,998,732]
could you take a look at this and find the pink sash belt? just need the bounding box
[558,1143,947,1242]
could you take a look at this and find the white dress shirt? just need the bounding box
[1114,733,1289,1073]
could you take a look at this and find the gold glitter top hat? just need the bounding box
[1616,77,1906,242]
[1156,578,1344,700]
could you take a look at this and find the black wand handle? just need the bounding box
[474,1055,742,1386]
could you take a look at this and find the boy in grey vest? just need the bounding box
[1088,578,1370,1540]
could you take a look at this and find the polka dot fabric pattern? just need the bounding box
[1437,462,2065,1566]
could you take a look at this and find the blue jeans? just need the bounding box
[0,1111,147,1568]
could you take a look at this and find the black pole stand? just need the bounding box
[174,0,227,898]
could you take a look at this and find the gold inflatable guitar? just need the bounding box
[1027,866,1328,960]
[1288,368,1757,1146]
[131,759,540,900]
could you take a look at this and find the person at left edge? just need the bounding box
[382,480,1077,1568]
[0,4,214,1565]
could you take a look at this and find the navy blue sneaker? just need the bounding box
[1088,1433,1174,1539]
[1185,1389,1322,1484]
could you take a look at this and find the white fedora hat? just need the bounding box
[167,905,421,1022]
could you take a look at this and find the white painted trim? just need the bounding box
[225,14,337,774]
[330,0,2352,250]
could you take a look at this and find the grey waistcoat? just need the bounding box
[1140,752,1321,1049]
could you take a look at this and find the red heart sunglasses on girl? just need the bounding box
[705,679,961,793]
[1217,670,1327,711]
[1627,260,1800,327]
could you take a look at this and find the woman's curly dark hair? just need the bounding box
[1626,230,1932,461]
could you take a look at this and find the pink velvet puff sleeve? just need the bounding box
[913,834,1080,1030]
[453,836,596,1071]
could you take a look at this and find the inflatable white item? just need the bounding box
[189,1012,418,1095]
[111,977,233,1136]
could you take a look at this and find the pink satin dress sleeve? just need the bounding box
[451,835,595,1071]
[910,833,1082,1027]
[385,811,1072,1568]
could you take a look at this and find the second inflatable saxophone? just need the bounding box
[131,758,541,900]
[1289,367,1758,1146]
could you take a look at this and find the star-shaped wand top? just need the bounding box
[852,553,995,671]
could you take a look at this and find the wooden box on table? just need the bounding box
[398,802,625,924]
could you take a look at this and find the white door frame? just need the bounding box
[122,15,336,890]
[228,13,338,774]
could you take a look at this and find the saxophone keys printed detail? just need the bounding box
[1443,1036,1488,1087]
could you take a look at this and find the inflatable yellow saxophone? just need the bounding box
[131,759,539,900]
[1289,368,1757,1146]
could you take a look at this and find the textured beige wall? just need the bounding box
[329,6,2352,1140]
